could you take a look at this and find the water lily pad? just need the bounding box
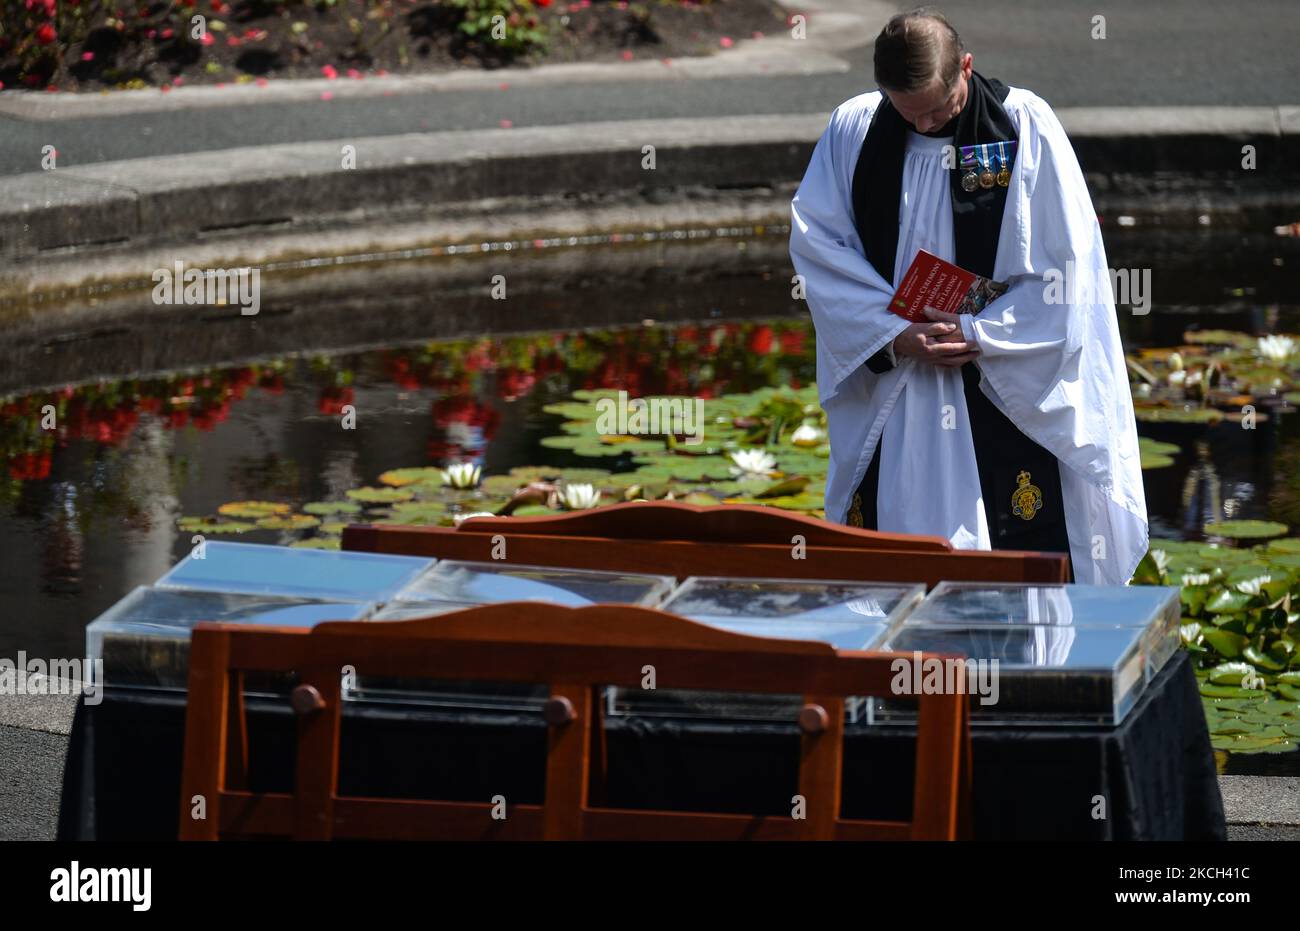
[1208,662,1258,685]
[481,474,526,495]
[1140,453,1175,469]
[1244,645,1286,671]
[1203,520,1288,540]
[1226,736,1295,753]
[755,476,811,498]
[302,501,362,516]
[543,401,600,420]
[384,501,452,525]
[1199,682,1268,699]
[631,457,735,481]
[378,467,446,488]
[256,514,321,531]
[1135,407,1224,424]
[1201,629,1249,658]
[678,492,722,506]
[290,537,342,550]
[508,466,557,482]
[177,517,257,535]
[346,487,416,504]
[319,521,349,535]
[1183,329,1257,348]
[1197,545,1256,563]
[556,467,614,483]
[1139,437,1181,456]
[217,501,290,519]
[1211,721,1257,735]
[511,504,557,517]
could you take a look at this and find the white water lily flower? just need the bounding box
[1167,370,1187,387]
[453,511,496,525]
[790,423,824,448]
[1180,572,1212,586]
[1235,575,1272,596]
[1149,548,1170,574]
[440,462,481,489]
[1257,335,1297,361]
[1168,352,1184,372]
[560,483,601,510]
[729,449,777,478]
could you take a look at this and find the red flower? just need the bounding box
[780,329,807,355]
[35,24,57,46]
[748,325,773,354]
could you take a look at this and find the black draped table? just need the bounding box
[58,651,1225,841]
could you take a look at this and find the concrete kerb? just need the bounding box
[2,106,1299,266]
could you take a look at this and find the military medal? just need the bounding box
[958,143,979,192]
[978,146,995,189]
[1011,470,1043,521]
[995,141,1011,187]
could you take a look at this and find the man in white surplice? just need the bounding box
[789,10,1148,584]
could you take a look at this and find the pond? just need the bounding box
[2,223,1298,772]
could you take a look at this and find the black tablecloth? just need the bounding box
[58,652,1225,841]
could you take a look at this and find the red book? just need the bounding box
[888,250,1009,323]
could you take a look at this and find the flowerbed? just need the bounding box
[0,0,785,91]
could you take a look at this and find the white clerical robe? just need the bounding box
[789,87,1148,585]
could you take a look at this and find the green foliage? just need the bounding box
[1139,538,1300,754]
[448,0,548,56]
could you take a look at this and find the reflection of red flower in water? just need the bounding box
[496,367,536,401]
[260,373,285,394]
[463,345,496,372]
[317,386,354,416]
[191,400,231,432]
[432,395,499,438]
[167,409,189,430]
[386,356,423,391]
[8,451,51,481]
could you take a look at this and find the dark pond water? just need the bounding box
[2,224,1299,772]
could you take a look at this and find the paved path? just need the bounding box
[0,0,1296,176]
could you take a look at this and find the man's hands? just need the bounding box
[892,306,980,367]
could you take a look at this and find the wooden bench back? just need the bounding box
[179,602,972,841]
[341,501,1070,585]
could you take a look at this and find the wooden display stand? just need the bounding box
[341,500,1071,586]
[179,603,972,841]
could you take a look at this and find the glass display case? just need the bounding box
[392,560,676,608]
[607,576,925,721]
[155,541,433,603]
[875,582,1182,725]
[354,564,676,709]
[85,586,373,691]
